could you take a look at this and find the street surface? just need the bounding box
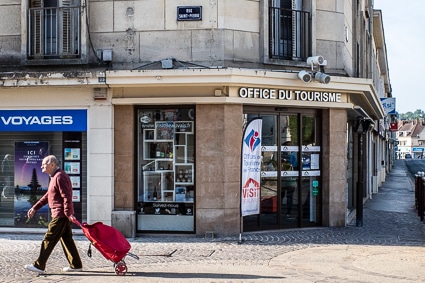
[1,159,425,283]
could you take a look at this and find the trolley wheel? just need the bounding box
[114,261,127,275]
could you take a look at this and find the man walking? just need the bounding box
[24,155,83,274]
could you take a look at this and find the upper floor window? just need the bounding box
[269,0,311,61]
[27,0,83,62]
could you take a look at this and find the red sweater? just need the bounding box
[33,168,74,218]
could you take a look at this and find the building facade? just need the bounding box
[397,119,425,159]
[0,0,393,236]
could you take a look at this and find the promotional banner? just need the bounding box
[241,118,262,217]
[14,141,49,227]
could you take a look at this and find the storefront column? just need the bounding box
[88,104,114,225]
[111,105,136,236]
[195,104,243,236]
[322,109,348,226]
[113,105,135,210]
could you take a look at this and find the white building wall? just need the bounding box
[88,102,114,225]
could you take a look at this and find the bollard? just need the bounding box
[421,177,425,222]
[415,175,420,209]
[418,176,424,220]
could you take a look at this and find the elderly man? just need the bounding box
[24,155,82,274]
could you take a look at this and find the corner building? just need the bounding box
[0,0,394,236]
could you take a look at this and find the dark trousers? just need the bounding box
[34,217,82,270]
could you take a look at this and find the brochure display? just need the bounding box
[137,109,195,232]
[62,132,83,222]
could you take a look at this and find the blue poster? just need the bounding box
[14,141,50,227]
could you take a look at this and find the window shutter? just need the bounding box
[30,0,43,56]
[291,0,302,59]
[60,0,71,54]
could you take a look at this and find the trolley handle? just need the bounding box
[70,216,82,227]
[127,252,140,260]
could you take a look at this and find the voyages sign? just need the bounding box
[0,109,87,132]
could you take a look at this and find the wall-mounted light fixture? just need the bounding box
[353,106,375,134]
[354,117,375,134]
[298,55,331,84]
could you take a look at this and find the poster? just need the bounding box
[14,141,49,227]
[70,176,80,188]
[240,118,262,217]
[64,162,80,174]
[64,148,81,160]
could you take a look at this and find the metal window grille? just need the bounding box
[269,6,311,61]
[28,1,81,59]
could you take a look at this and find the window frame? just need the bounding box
[22,0,88,65]
[262,0,312,65]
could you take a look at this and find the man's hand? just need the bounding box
[27,208,36,218]
[68,215,76,222]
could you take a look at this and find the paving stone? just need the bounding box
[1,160,424,283]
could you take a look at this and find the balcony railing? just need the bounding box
[269,7,311,61]
[28,6,81,59]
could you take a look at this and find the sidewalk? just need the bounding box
[1,159,425,283]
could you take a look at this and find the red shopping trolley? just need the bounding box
[72,218,139,275]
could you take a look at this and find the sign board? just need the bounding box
[389,122,398,131]
[0,109,87,132]
[177,6,202,21]
[380,97,396,115]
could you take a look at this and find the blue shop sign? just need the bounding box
[0,109,87,132]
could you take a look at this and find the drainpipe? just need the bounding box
[369,1,373,80]
[356,132,364,227]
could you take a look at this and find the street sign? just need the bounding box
[177,6,202,21]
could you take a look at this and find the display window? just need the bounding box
[0,109,87,228]
[137,108,195,232]
[0,132,87,228]
[243,108,322,231]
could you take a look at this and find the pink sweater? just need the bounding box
[33,169,74,218]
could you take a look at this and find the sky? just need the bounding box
[373,0,425,114]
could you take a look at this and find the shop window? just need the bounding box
[0,132,87,228]
[243,109,321,231]
[137,108,195,232]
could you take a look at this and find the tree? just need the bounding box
[399,109,424,120]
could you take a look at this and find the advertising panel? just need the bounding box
[14,141,49,227]
[241,118,262,217]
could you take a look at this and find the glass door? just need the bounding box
[244,114,279,229]
[243,109,321,231]
[299,115,321,227]
[279,114,299,228]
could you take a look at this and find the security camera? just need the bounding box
[314,72,331,84]
[307,56,327,66]
[298,70,312,83]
